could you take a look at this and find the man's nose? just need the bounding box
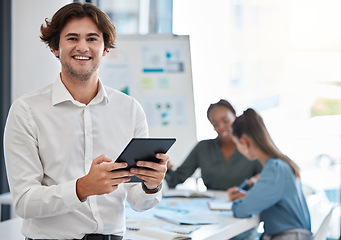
[76,39,89,52]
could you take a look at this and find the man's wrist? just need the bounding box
[76,177,89,201]
[141,181,162,194]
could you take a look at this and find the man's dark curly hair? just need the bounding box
[40,2,116,51]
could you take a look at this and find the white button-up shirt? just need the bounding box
[4,76,161,239]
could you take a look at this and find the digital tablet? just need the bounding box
[114,138,176,182]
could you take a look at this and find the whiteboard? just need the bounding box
[99,34,197,166]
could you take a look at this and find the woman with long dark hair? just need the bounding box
[228,108,312,240]
[166,100,263,240]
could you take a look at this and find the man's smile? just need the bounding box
[73,55,91,60]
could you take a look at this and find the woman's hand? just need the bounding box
[227,186,246,201]
[247,174,260,186]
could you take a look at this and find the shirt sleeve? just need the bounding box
[4,100,83,219]
[165,142,200,188]
[125,183,162,211]
[232,160,286,218]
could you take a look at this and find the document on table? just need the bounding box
[125,227,192,240]
[154,211,218,225]
[161,224,200,234]
[125,216,199,240]
[208,200,233,211]
[163,190,214,198]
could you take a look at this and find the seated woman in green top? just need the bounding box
[165,99,263,191]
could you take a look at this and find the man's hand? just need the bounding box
[76,154,133,201]
[227,186,247,202]
[166,160,174,170]
[130,153,169,190]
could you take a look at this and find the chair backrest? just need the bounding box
[313,204,338,240]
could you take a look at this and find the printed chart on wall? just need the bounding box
[99,35,197,165]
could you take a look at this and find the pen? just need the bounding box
[238,179,249,191]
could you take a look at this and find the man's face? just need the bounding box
[53,17,107,81]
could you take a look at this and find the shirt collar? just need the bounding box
[92,80,109,105]
[52,75,109,106]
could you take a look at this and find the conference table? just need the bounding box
[0,190,260,240]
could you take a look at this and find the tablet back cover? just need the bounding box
[116,138,176,182]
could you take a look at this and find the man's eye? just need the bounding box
[88,38,97,42]
[67,38,77,41]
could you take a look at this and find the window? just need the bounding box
[96,0,172,34]
[173,0,341,238]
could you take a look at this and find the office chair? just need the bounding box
[313,204,338,240]
[0,192,15,221]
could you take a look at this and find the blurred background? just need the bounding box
[1,0,340,239]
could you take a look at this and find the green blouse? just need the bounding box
[165,138,263,190]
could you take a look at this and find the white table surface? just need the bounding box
[0,190,260,240]
[125,190,260,240]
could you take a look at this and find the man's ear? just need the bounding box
[52,48,60,58]
[103,48,109,56]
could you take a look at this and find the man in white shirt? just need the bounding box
[4,3,168,240]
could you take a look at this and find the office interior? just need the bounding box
[0,0,340,239]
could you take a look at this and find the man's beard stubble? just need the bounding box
[60,58,100,82]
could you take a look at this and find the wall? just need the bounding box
[11,0,71,101]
